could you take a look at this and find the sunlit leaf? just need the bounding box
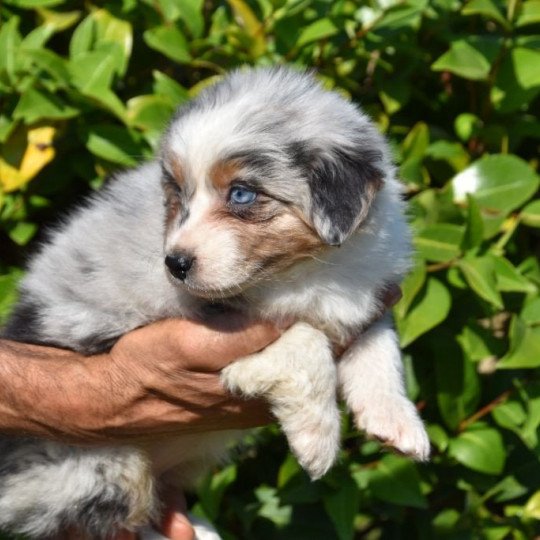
[414,224,464,262]
[143,25,191,63]
[462,0,508,27]
[0,125,56,192]
[395,258,426,318]
[82,125,141,166]
[457,256,503,309]
[396,277,452,347]
[449,426,506,475]
[452,154,539,215]
[521,199,540,228]
[432,40,492,81]
[497,316,540,369]
[516,1,540,27]
[296,18,338,48]
[227,0,267,56]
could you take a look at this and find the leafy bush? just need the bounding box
[1,0,539,538]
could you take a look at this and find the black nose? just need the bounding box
[165,253,194,281]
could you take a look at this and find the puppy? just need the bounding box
[1,66,429,539]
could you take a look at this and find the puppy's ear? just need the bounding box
[290,142,384,246]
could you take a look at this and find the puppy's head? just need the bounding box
[160,67,386,297]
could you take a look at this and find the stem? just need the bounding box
[459,389,513,431]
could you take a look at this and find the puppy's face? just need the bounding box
[161,151,323,297]
[160,68,385,298]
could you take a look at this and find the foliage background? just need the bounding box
[1,0,539,538]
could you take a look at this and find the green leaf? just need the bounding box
[0,115,17,144]
[21,24,55,49]
[492,401,527,432]
[457,256,503,309]
[0,270,22,325]
[143,25,192,63]
[432,39,492,81]
[402,121,429,162]
[70,48,117,91]
[462,0,509,27]
[7,221,38,245]
[152,70,189,106]
[23,49,71,85]
[452,154,539,215]
[434,332,481,430]
[323,475,360,540]
[454,112,482,142]
[177,0,205,37]
[0,16,22,83]
[461,195,484,250]
[425,140,470,171]
[521,199,540,228]
[4,0,64,7]
[457,322,504,362]
[521,297,540,325]
[524,491,540,520]
[395,258,426,318]
[83,125,141,166]
[491,255,536,293]
[69,13,95,58]
[369,455,428,509]
[512,47,540,90]
[13,88,78,123]
[255,485,292,527]
[227,0,267,57]
[296,18,338,47]
[38,7,81,33]
[69,46,126,118]
[449,426,506,475]
[492,47,540,112]
[92,9,133,77]
[414,224,464,262]
[396,277,452,347]
[197,464,237,521]
[126,95,174,133]
[497,316,540,369]
[516,1,540,27]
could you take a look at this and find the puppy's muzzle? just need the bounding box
[165,253,195,281]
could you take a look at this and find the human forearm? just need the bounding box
[0,316,277,444]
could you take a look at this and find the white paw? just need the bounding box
[355,395,430,461]
[221,361,266,397]
[284,406,341,480]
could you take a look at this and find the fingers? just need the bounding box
[179,313,284,371]
[159,489,195,540]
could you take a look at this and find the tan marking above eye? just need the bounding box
[210,159,244,190]
[170,155,185,185]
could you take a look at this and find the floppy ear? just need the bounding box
[289,142,384,246]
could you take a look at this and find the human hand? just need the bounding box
[77,312,284,443]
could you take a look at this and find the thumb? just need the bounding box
[159,490,195,540]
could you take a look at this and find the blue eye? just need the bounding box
[229,186,257,205]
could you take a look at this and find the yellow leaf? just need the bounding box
[0,125,56,192]
[227,0,266,57]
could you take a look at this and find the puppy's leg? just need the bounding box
[338,316,430,460]
[221,322,340,479]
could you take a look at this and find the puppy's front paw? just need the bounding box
[285,408,341,480]
[355,395,430,461]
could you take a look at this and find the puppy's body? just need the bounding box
[1,68,429,538]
